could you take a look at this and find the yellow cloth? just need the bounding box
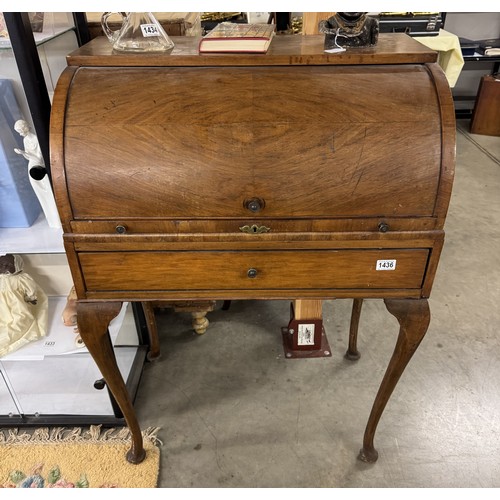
[413,29,465,87]
[0,271,48,357]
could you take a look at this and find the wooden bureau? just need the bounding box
[50,34,455,464]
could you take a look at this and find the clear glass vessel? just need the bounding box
[101,12,174,52]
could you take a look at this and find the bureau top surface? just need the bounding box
[66,34,437,67]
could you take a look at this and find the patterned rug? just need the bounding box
[0,426,160,488]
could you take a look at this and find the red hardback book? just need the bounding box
[199,23,276,53]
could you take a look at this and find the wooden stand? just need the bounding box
[282,300,332,358]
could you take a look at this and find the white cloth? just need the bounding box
[0,256,48,357]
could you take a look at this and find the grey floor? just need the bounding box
[135,120,500,488]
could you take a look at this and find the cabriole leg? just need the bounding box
[345,298,363,360]
[77,301,146,464]
[142,302,161,360]
[358,298,430,463]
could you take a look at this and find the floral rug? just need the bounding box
[0,426,160,488]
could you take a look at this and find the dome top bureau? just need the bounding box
[50,34,455,465]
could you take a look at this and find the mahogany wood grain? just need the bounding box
[421,237,444,298]
[63,65,441,220]
[69,233,443,254]
[77,301,145,463]
[141,302,160,360]
[69,218,438,234]
[78,249,429,292]
[49,65,78,232]
[65,34,438,67]
[426,63,456,227]
[359,298,430,463]
[346,298,363,360]
[49,33,455,465]
[83,288,423,302]
[62,241,86,299]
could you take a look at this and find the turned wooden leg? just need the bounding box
[158,300,216,335]
[345,298,363,360]
[142,302,161,360]
[192,311,209,334]
[358,298,430,463]
[77,301,145,464]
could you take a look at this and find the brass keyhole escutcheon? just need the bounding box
[239,224,271,234]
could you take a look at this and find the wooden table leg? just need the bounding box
[345,298,363,360]
[142,302,161,360]
[77,301,146,464]
[358,298,430,463]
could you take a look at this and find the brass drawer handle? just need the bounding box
[115,224,127,234]
[247,268,258,278]
[378,222,389,233]
[239,224,271,234]
[244,197,265,213]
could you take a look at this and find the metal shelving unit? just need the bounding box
[0,12,149,427]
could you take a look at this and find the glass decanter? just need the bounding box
[101,12,174,52]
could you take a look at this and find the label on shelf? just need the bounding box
[0,298,130,361]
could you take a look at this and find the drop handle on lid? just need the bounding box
[244,197,265,213]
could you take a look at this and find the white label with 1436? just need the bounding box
[376,259,397,271]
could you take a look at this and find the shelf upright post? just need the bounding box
[3,12,52,182]
[72,12,91,46]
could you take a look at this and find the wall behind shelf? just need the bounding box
[0,20,78,130]
[38,29,79,101]
[22,253,73,296]
[444,12,500,40]
[1,16,77,299]
[444,13,500,102]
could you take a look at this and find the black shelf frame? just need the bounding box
[0,14,149,427]
[0,304,150,427]
[3,12,90,182]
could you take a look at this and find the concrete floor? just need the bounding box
[135,120,500,487]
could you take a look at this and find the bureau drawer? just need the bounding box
[79,249,429,292]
